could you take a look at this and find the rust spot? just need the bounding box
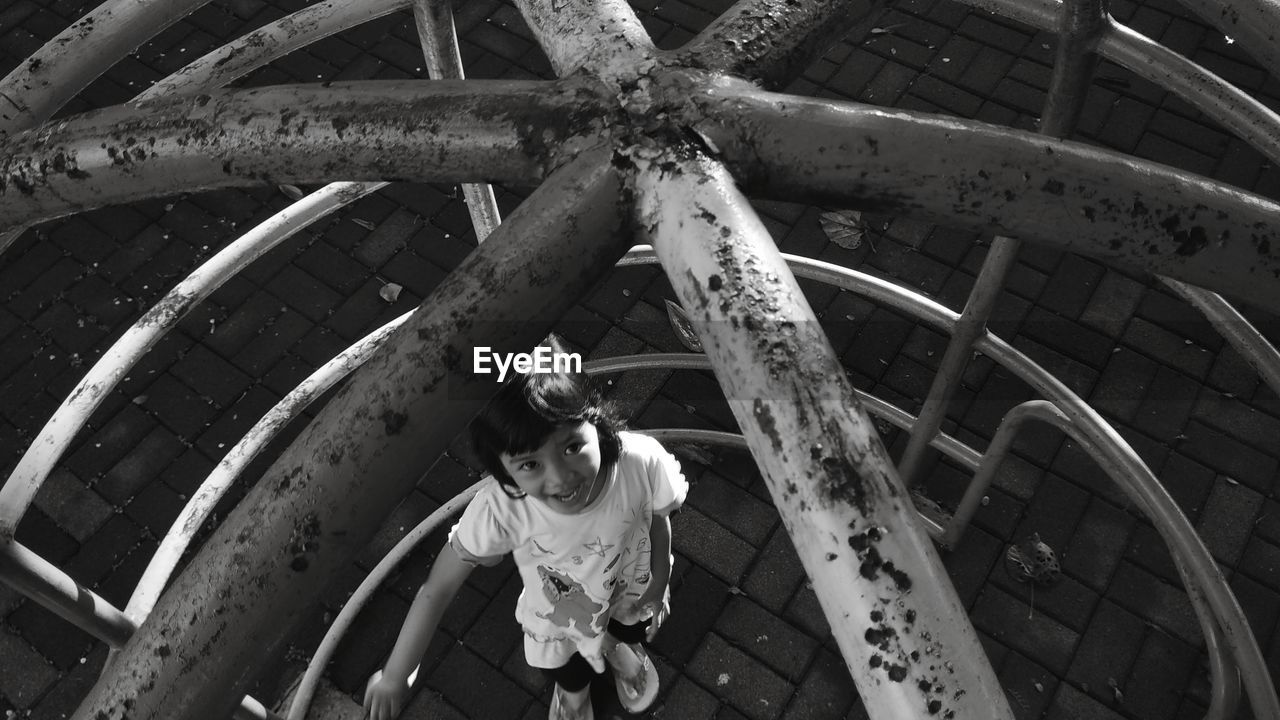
[753,400,784,453]
[382,410,408,436]
[887,663,908,681]
[708,274,722,291]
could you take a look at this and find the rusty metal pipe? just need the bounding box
[0,80,605,231]
[695,83,1280,310]
[676,0,881,89]
[70,150,628,720]
[512,0,654,80]
[634,149,1013,719]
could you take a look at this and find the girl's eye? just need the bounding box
[517,461,538,472]
[564,443,583,455]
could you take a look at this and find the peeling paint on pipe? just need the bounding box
[633,148,1014,720]
[0,79,608,231]
[693,81,1280,310]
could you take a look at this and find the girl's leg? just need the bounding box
[545,655,595,720]
[603,620,659,712]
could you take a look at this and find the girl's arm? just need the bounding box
[363,544,476,720]
[641,513,673,641]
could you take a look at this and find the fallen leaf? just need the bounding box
[819,209,870,250]
[278,184,304,201]
[379,282,403,303]
[352,218,377,231]
[665,299,704,352]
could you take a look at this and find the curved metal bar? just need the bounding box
[985,402,1250,720]
[583,352,981,469]
[674,0,879,89]
[1097,19,1280,169]
[0,0,209,135]
[0,80,602,231]
[140,0,409,101]
[694,80,1280,310]
[619,246,1277,714]
[285,478,487,720]
[633,150,1014,719]
[125,310,412,625]
[71,150,628,720]
[1172,0,1280,81]
[0,181,383,538]
[511,0,654,80]
[949,0,1280,171]
[1160,277,1280,396]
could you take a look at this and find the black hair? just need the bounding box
[468,337,622,498]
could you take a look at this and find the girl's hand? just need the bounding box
[642,599,668,642]
[363,669,410,720]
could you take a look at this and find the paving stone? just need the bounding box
[1106,561,1201,645]
[1193,476,1263,565]
[741,528,806,614]
[672,507,755,586]
[657,564,731,665]
[1065,599,1145,705]
[97,423,188,503]
[1177,419,1279,493]
[427,642,534,720]
[972,585,1079,675]
[32,467,113,543]
[687,633,793,720]
[769,581,834,654]
[1063,497,1134,591]
[998,650,1056,720]
[654,674,720,719]
[0,630,59,709]
[1132,366,1201,441]
[1123,628,1196,719]
[1046,681,1127,720]
[686,470,777,547]
[714,595,819,682]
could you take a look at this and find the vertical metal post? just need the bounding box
[411,0,502,241]
[635,149,1014,720]
[70,151,627,720]
[897,0,1107,487]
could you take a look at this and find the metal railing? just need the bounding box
[0,0,1278,717]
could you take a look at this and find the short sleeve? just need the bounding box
[639,436,688,517]
[448,482,516,567]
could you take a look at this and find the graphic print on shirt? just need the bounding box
[535,565,604,636]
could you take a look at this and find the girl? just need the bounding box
[363,337,688,720]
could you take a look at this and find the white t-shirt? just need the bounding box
[449,431,688,669]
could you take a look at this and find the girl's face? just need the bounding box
[499,421,604,514]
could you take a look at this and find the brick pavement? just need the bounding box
[2,0,1280,718]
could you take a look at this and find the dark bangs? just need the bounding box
[469,366,622,494]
